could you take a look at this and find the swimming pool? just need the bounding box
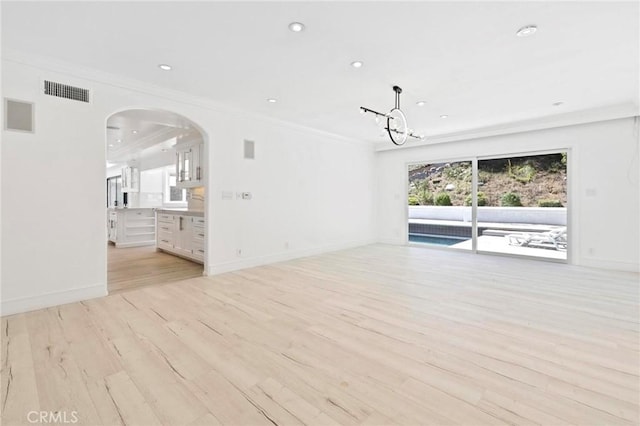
[408,234,469,246]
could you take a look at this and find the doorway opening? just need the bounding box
[408,151,568,261]
[105,108,208,293]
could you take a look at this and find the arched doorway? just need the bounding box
[105,108,208,293]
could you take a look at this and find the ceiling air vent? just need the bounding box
[44,80,90,103]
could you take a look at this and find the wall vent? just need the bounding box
[44,80,90,103]
[4,98,34,132]
[244,139,255,159]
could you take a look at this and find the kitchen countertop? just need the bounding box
[155,208,204,217]
[108,207,154,210]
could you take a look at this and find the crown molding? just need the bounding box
[6,49,636,153]
[2,49,372,148]
[375,102,640,152]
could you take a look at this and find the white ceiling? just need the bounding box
[106,109,199,164]
[3,1,639,142]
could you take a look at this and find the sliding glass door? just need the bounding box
[408,161,472,250]
[476,153,567,260]
[408,151,568,261]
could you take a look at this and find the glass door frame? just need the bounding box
[405,148,571,264]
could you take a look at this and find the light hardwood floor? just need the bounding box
[107,243,203,294]
[2,245,639,425]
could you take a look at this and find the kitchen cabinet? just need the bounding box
[176,141,204,188]
[155,210,205,264]
[174,215,194,258]
[156,212,176,252]
[191,216,206,262]
[107,208,156,248]
[108,210,118,241]
[121,166,139,193]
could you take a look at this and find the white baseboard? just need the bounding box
[207,239,375,275]
[379,239,639,273]
[1,284,107,317]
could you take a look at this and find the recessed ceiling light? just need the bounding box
[350,61,364,68]
[158,64,172,71]
[161,148,168,152]
[131,130,138,134]
[108,144,114,147]
[552,101,564,106]
[416,101,426,107]
[267,98,277,103]
[516,25,537,37]
[288,22,305,32]
[116,139,122,143]
[440,114,449,119]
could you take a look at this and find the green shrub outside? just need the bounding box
[507,160,536,183]
[464,192,488,206]
[419,191,434,205]
[435,193,452,206]
[408,196,420,206]
[538,199,563,207]
[501,192,522,207]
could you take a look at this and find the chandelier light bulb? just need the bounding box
[288,22,305,32]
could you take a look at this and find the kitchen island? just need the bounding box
[107,207,156,248]
[155,209,205,263]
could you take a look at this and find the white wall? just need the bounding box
[207,117,375,274]
[0,56,376,315]
[376,118,640,272]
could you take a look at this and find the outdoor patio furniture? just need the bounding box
[507,227,567,250]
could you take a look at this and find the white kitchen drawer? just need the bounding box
[157,213,175,223]
[192,229,206,242]
[158,229,174,243]
[192,216,205,226]
[192,237,204,250]
[157,239,174,251]
[125,209,154,219]
[157,223,174,233]
[158,224,174,237]
[192,245,205,261]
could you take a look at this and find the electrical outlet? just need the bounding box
[284,241,289,250]
[236,248,242,256]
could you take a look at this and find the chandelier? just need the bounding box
[360,85,424,146]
